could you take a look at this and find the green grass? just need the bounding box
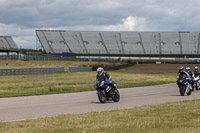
[0,71,176,98]
[116,64,144,72]
[0,60,176,97]
[0,60,192,132]
[0,60,120,72]
[1,100,200,133]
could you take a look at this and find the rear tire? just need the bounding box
[98,90,107,103]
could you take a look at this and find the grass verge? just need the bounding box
[1,100,200,133]
[0,71,176,98]
[0,60,120,72]
[116,64,144,72]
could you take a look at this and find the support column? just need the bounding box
[99,32,110,55]
[138,33,146,54]
[179,32,183,55]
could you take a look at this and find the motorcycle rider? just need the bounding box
[194,66,200,78]
[96,67,112,93]
[193,66,200,90]
[185,67,194,90]
[177,66,190,82]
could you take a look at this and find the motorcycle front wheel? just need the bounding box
[187,89,192,95]
[113,89,120,102]
[98,90,107,103]
[179,85,185,96]
[196,84,198,90]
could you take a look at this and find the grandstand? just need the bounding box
[36,30,200,58]
[0,36,19,53]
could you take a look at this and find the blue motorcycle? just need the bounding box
[94,79,120,103]
[176,73,192,96]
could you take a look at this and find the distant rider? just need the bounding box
[193,66,200,90]
[96,67,112,93]
[194,66,200,78]
[185,67,194,90]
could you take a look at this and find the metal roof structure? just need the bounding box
[0,36,19,53]
[36,30,200,58]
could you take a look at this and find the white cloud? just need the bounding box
[0,16,148,49]
[63,16,148,31]
[14,36,35,49]
[98,1,121,9]
[0,23,35,49]
[0,23,34,36]
[1,0,200,49]
[104,16,147,31]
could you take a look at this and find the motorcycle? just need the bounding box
[94,79,120,103]
[176,73,192,96]
[193,76,200,91]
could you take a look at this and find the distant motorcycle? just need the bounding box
[193,76,200,91]
[176,73,192,96]
[94,80,120,103]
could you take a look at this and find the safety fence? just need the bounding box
[0,67,64,76]
[92,62,137,71]
[0,55,19,60]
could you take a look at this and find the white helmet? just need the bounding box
[186,67,190,72]
[97,67,104,76]
[194,66,199,71]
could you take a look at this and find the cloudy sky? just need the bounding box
[0,0,200,49]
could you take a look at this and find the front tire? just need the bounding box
[187,90,192,95]
[187,88,192,95]
[196,85,198,91]
[179,85,185,96]
[98,90,107,103]
[113,89,120,102]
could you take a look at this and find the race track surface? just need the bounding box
[1,83,200,122]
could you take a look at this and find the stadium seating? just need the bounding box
[0,36,18,50]
[159,32,181,54]
[120,32,144,54]
[81,32,107,54]
[60,31,88,54]
[36,30,200,57]
[180,32,199,54]
[99,32,123,54]
[140,32,160,54]
[36,31,54,54]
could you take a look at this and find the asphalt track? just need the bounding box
[1,83,200,122]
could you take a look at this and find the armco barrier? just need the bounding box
[68,66,92,72]
[0,67,64,76]
[92,63,137,71]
